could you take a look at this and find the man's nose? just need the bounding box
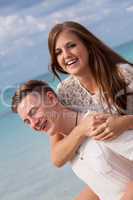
[30,117,39,130]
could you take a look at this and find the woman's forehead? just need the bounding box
[55,30,80,46]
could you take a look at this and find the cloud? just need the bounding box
[0,0,43,15]
[0,0,133,89]
[44,0,111,28]
[0,0,112,46]
[0,15,47,44]
[126,5,133,12]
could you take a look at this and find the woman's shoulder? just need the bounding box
[119,63,133,81]
[119,64,133,113]
[56,76,79,93]
[118,64,133,89]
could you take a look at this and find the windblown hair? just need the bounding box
[12,80,57,113]
[48,21,133,114]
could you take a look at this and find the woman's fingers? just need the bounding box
[94,132,114,141]
[89,123,107,137]
[94,113,111,120]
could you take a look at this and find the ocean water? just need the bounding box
[0,40,133,200]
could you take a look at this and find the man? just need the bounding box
[12,80,133,200]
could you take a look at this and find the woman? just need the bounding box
[48,21,133,199]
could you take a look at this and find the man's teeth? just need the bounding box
[41,120,47,130]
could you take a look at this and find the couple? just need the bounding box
[12,21,133,200]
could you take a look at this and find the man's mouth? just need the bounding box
[41,120,48,130]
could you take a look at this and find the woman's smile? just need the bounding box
[55,30,89,76]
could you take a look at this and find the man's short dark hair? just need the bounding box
[12,80,57,113]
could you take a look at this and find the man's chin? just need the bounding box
[47,126,56,136]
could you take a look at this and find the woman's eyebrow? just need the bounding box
[55,47,61,51]
[55,41,74,50]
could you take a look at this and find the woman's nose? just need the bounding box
[62,48,71,59]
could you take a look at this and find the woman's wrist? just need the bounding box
[122,115,133,130]
[74,125,87,140]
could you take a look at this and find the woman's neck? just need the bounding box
[76,73,98,94]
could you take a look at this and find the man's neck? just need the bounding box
[58,108,84,136]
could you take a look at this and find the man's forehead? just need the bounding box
[24,93,42,105]
[18,93,42,114]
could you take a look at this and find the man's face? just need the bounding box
[17,91,59,135]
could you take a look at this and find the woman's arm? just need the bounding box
[74,186,100,200]
[87,114,133,161]
[126,115,133,129]
[89,115,133,141]
[50,114,107,167]
[50,126,87,167]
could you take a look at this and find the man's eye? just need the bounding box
[24,119,30,126]
[29,107,38,116]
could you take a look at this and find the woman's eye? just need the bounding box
[67,43,76,48]
[55,49,62,56]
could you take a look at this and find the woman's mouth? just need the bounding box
[65,58,79,67]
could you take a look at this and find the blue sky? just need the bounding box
[0,0,133,89]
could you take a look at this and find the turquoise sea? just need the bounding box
[0,40,133,200]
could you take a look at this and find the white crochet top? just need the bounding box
[57,64,133,114]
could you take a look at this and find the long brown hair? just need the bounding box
[48,21,133,114]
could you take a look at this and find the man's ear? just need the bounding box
[46,91,58,105]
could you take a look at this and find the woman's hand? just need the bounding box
[79,113,109,137]
[90,115,131,141]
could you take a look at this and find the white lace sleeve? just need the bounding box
[119,64,133,90]
[56,77,75,106]
[119,64,133,114]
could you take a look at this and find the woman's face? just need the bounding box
[55,30,90,76]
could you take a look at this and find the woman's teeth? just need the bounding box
[65,58,78,65]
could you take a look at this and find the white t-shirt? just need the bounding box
[71,111,133,200]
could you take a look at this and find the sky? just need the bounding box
[0,0,133,89]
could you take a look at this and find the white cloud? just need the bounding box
[126,5,133,12]
[0,0,133,89]
[0,48,9,56]
[0,15,47,44]
[44,1,107,27]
